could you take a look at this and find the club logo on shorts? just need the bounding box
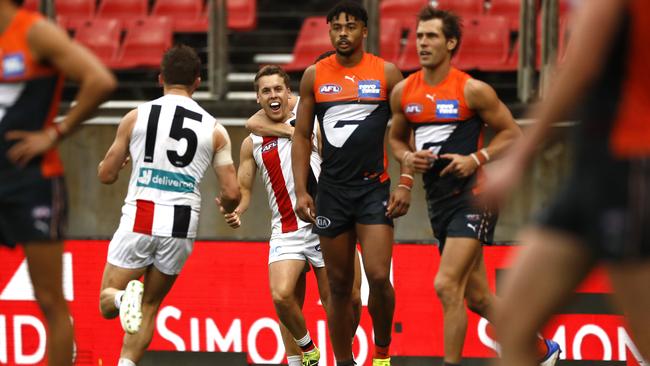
[465,214,481,222]
[31,206,52,219]
[316,216,331,229]
[2,53,25,78]
[436,100,459,118]
[358,80,381,98]
[319,84,342,94]
[405,103,423,115]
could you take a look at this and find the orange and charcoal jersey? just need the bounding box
[313,52,391,187]
[575,0,650,161]
[401,67,485,204]
[609,0,650,158]
[0,9,64,189]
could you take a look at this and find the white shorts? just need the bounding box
[269,226,324,267]
[107,230,194,275]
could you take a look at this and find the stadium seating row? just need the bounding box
[23,0,256,32]
[285,14,569,73]
[75,17,172,68]
[381,0,571,31]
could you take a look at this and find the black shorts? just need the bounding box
[428,192,497,253]
[536,157,650,261]
[313,180,393,237]
[0,176,67,248]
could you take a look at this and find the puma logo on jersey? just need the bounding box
[319,83,342,94]
[344,75,356,83]
[467,223,477,232]
[405,103,423,115]
[426,94,436,102]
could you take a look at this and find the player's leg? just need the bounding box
[464,249,498,321]
[465,249,561,363]
[434,236,481,364]
[119,265,177,363]
[496,227,595,366]
[281,270,307,366]
[99,263,146,319]
[320,229,358,363]
[356,223,395,363]
[607,260,650,362]
[352,248,363,334]
[23,241,73,366]
[269,259,318,357]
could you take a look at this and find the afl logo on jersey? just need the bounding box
[319,84,342,94]
[262,140,278,153]
[405,103,423,115]
[2,53,26,78]
[316,216,331,229]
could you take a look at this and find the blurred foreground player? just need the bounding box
[0,0,116,364]
[484,1,650,365]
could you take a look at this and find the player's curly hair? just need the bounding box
[327,1,368,26]
[160,44,201,86]
[418,6,463,57]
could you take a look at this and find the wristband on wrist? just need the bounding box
[47,123,65,142]
[480,148,490,162]
[399,173,414,188]
[470,153,482,167]
[397,184,412,191]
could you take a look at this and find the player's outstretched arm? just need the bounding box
[291,65,317,224]
[98,109,136,184]
[220,137,256,229]
[212,124,241,213]
[6,18,116,167]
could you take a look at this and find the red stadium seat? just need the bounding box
[115,17,172,69]
[227,0,257,31]
[452,15,511,71]
[55,0,95,30]
[433,0,485,15]
[379,17,403,64]
[283,17,332,72]
[75,18,121,68]
[380,0,427,23]
[22,0,39,11]
[97,0,148,23]
[152,0,207,32]
[396,23,420,72]
[488,0,520,30]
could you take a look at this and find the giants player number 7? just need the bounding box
[143,105,202,167]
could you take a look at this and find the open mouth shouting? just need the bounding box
[269,101,281,112]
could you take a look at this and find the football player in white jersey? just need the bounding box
[220,65,334,366]
[96,44,240,366]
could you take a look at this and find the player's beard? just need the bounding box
[336,47,355,57]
